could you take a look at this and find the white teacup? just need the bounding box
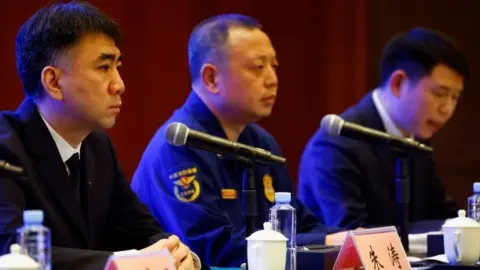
[442,209,480,265]
[0,244,40,270]
[246,222,287,270]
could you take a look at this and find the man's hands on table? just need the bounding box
[142,235,199,270]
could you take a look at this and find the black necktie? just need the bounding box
[66,153,88,222]
[66,153,81,200]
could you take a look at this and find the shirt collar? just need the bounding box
[372,88,408,138]
[39,112,82,163]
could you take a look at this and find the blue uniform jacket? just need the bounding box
[131,92,339,267]
[298,92,458,230]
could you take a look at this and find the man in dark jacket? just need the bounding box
[0,2,198,269]
[298,28,468,229]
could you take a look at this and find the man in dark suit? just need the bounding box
[298,28,468,230]
[0,2,198,269]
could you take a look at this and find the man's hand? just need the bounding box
[325,231,348,246]
[164,235,194,270]
[325,228,366,246]
[140,235,196,269]
[140,238,168,252]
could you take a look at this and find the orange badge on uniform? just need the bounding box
[221,189,237,200]
[263,174,275,203]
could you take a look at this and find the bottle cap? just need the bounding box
[474,183,480,193]
[275,192,291,203]
[23,210,44,224]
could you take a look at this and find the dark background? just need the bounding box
[0,0,478,209]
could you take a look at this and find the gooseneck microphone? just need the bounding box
[320,114,433,153]
[0,160,24,174]
[165,122,286,164]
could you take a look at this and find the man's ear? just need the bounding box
[387,69,409,98]
[200,63,220,94]
[40,66,64,101]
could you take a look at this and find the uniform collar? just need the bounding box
[182,91,253,143]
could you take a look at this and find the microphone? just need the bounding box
[320,114,433,154]
[0,160,24,174]
[165,122,286,165]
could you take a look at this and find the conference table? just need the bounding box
[208,220,480,270]
[211,247,480,270]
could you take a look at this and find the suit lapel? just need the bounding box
[360,93,423,209]
[35,158,92,243]
[17,99,92,245]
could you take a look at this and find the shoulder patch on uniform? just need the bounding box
[263,174,275,203]
[169,166,200,202]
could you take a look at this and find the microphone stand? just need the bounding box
[219,154,258,270]
[384,136,431,252]
[394,153,410,252]
[212,148,285,269]
[242,161,257,269]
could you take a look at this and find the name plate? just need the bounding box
[333,226,411,270]
[104,249,175,270]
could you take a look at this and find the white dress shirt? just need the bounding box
[39,113,81,174]
[372,88,405,137]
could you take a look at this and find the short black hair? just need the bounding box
[15,1,122,99]
[188,13,262,83]
[380,27,469,86]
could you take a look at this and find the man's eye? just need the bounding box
[431,90,447,98]
[99,65,111,71]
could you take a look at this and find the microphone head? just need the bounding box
[165,122,189,146]
[320,114,344,136]
[0,160,24,174]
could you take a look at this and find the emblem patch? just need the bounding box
[263,174,275,203]
[169,167,200,202]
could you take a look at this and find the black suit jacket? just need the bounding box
[0,99,170,269]
[298,92,458,229]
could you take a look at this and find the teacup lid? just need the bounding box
[246,222,288,241]
[443,209,480,228]
[0,244,40,269]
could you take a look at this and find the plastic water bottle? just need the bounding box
[17,210,51,270]
[468,183,480,222]
[269,192,296,270]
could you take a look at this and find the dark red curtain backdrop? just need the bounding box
[2,0,479,209]
[0,0,369,184]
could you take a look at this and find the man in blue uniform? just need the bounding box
[131,14,346,267]
[298,28,467,230]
